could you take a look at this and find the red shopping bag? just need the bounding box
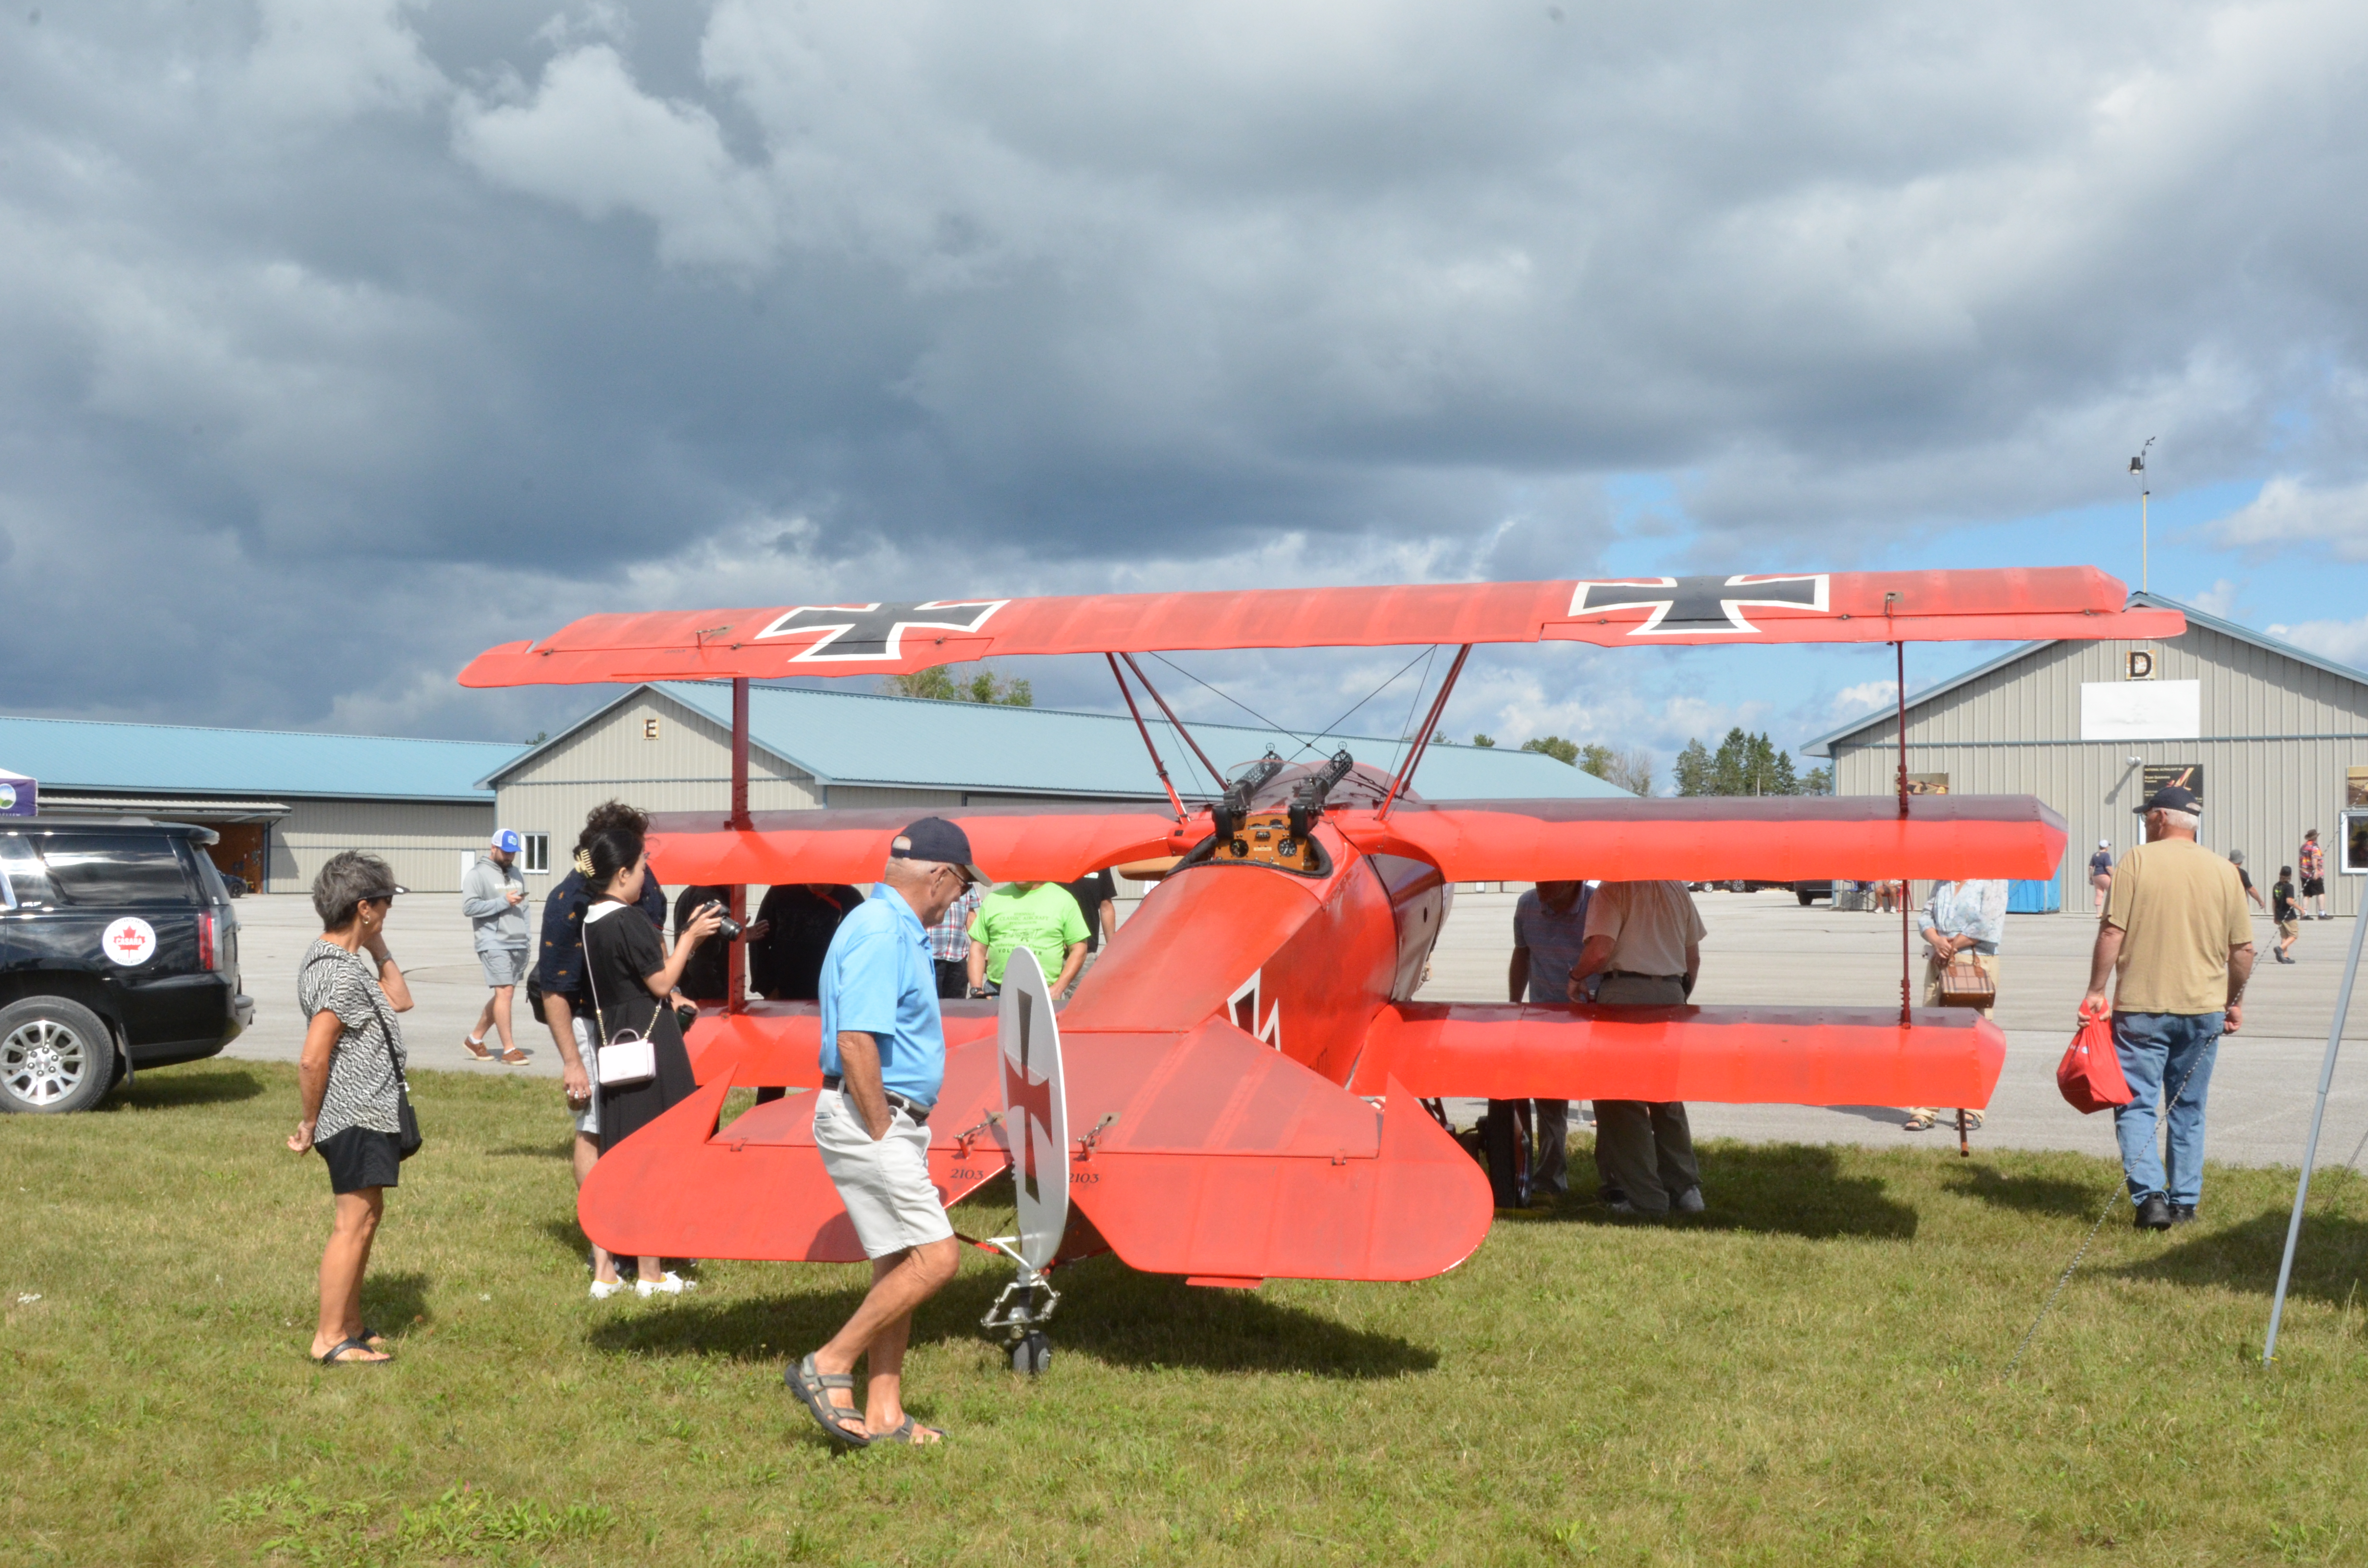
[2057,1006,2132,1114]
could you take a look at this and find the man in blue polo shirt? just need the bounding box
[787,817,983,1449]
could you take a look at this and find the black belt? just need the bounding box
[820,1075,932,1125]
[1603,970,1686,983]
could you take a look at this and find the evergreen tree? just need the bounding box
[1471,734,1495,748]
[1520,735,1580,765]
[1674,738,1714,796]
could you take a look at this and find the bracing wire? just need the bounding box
[1389,645,1442,770]
[1291,647,1438,761]
[1146,653,1315,754]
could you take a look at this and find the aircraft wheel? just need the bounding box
[1481,1099,1533,1209]
[1011,1333,1052,1376]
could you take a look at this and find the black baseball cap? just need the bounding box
[890,817,984,884]
[2134,784,2202,816]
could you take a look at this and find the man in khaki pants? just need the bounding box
[1570,880,1706,1215]
[1904,878,2006,1132]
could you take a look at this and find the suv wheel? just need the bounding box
[0,997,117,1114]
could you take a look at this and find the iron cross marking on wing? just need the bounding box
[1567,573,1830,636]
[753,599,1008,661]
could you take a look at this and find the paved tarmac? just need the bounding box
[219,886,2368,1171]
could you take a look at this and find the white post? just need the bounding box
[2263,907,2368,1363]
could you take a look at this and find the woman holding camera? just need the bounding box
[580,824,723,1296]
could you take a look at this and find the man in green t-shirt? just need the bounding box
[965,882,1089,997]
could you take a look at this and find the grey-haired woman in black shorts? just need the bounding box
[289,851,416,1365]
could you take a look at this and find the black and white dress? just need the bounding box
[297,940,407,1189]
[581,899,698,1152]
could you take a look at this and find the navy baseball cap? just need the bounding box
[492,828,522,854]
[2134,784,2202,815]
[890,818,984,884]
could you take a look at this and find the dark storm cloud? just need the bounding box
[3,0,2366,742]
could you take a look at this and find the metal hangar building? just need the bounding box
[0,714,523,894]
[1804,592,2368,915]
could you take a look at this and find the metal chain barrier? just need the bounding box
[2001,1050,2208,1382]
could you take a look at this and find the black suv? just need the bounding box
[0,819,253,1113]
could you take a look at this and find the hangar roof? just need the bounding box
[487,681,1633,801]
[1799,591,2368,757]
[0,713,524,803]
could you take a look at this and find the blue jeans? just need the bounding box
[2110,1011,2223,1207]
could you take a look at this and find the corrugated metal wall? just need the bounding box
[493,690,823,880]
[1830,625,2368,915]
[268,799,497,894]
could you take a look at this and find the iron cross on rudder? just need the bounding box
[1568,574,1829,636]
[753,600,1009,662]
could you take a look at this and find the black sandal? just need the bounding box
[786,1354,870,1447]
[317,1336,390,1365]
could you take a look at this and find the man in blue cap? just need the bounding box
[787,817,983,1448]
[2080,783,2255,1231]
[461,828,533,1064]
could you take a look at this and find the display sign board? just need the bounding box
[996,943,1069,1272]
[2081,680,2200,740]
[2347,768,2368,810]
[1906,773,1950,796]
[2142,763,2203,806]
[0,769,32,818]
[2343,811,2368,877]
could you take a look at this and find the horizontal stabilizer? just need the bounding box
[681,1002,996,1088]
[1334,794,2066,882]
[1055,1017,1492,1280]
[1352,1001,2005,1109]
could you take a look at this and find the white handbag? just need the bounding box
[583,902,657,1088]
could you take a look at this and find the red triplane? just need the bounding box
[463,569,2179,1364]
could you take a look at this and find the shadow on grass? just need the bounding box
[1941,1164,2110,1221]
[1523,1140,1918,1240]
[588,1259,1435,1379]
[108,1066,265,1111]
[2115,1205,2368,1305]
[362,1270,435,1336]
[492,1138,576,1161]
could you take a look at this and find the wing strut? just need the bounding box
[1894,639,1909,1030]
[1380,644,1472,820]
[1107,654,1188,823]
[728,675,751,1015]
[1119,652,1225,794]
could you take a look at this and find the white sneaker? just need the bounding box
[635,1272,695,1298]
[1674,1186,1706,1214]
[1603,1199,1639,1215]
[588,1278,628,1300]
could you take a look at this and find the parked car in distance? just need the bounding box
[0,818,252,1113]
[1793,880,1836,906]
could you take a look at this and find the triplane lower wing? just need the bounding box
[476,565,2181,1366]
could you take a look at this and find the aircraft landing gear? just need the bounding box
[981,1241,1062,1377]
[1480,1099,1534,1209]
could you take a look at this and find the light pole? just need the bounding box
[2129,438,2155,592]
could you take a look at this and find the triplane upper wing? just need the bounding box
[461,566,2182,686]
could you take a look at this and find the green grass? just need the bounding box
[7,1063,2368,1566]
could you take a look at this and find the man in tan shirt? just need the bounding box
[1571,880,1707,1216]
[2081,784,2254,1231]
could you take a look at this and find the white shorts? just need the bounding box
[811,1089,953,1259]
[569,1018,598,1136]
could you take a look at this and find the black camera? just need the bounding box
[699,900,745,941]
